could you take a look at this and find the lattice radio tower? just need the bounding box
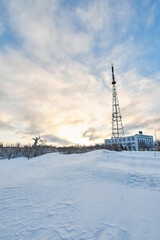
[111,64,125,139]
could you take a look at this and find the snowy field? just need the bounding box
[0,150,160,240]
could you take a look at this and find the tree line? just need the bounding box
[0,142,122,160]
[0,140,159,160]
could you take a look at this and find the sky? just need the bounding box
[0,0,160,146]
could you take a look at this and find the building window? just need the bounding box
[127,137,130,141]
[119,138,121,142]
[123,138,125,142]
[132,137,134,140]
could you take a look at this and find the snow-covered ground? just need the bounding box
[0,150,160,240]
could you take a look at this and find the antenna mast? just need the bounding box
[111,64,125,139]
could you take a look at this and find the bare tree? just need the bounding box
[32,136,40,147]
[39,138,47,146]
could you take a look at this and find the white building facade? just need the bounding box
[104,131,154,151]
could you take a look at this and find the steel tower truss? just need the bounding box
[111,65,125,139]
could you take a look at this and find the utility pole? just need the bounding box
[154,129,160,156]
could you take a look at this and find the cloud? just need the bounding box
[5,0,92,62]
[0,120,14,132]
[125,116,160,135]
[0,0,159,145]
[42,134,71,145]
[82,127,106,142]
[146,4,155,28]
[0,2,5,36]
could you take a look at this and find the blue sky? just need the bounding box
[0,0,160,145]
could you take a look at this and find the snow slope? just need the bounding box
[0,150,160,240]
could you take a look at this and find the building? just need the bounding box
[104,131,154,151]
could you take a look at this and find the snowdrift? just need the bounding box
[0,150,160,240]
